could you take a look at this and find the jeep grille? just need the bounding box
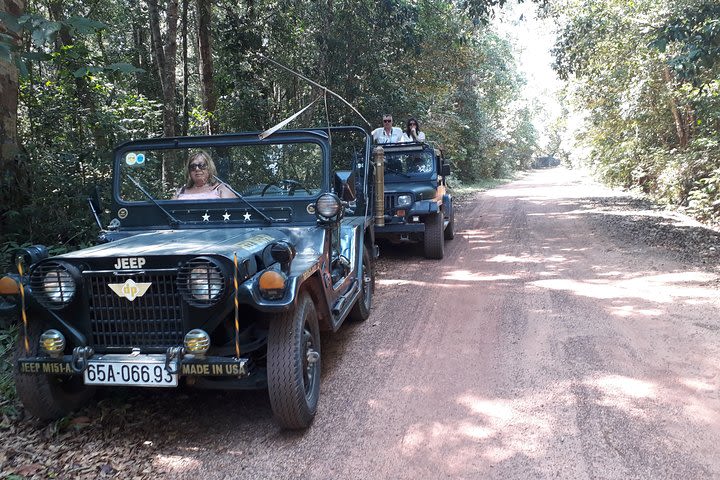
[86,270,183,352]
[384,194,398,213]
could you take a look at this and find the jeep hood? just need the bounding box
[55,227,321,261]
[383,182,437,201]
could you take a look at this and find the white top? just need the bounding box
[175,183,223,200]
[401,131,426,143]
[371,126,404,144]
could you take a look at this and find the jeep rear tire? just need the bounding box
[444,203,455,240]
[423,211,445,259]
[14,322,95,420]
[349,246,374,322]
[267,292,321,429]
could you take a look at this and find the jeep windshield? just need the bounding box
[118,141,324,202]
[383,146,435,181]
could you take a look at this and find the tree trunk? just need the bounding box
[663,65,689,149]
[148,0,179,139]
[129,0,149,89]
[0,0,28,237]
[197,0,216,134]
[148,0,179,184]
[181,0,189,136]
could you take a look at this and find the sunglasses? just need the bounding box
[189,162,208,171]
[383,119,392,123]
[409,122,417,126]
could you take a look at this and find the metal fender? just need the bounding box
[409,200,440,215]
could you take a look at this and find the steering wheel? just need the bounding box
[261,179,312,196]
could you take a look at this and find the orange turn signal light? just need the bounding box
[258,270,287,300]
[258,270,286,290]
[0,276,20,295]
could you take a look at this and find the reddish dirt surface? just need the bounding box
[3,167,719,479]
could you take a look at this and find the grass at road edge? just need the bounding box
[449,172,524,201]
[0,323,18,416]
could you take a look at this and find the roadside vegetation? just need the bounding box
[0,324,17,415]
[551,0,720,226]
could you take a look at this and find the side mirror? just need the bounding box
[334,171,356,201]
[441,163,451,176]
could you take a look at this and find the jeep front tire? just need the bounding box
[267,292,321,429]
[423,211,445,259]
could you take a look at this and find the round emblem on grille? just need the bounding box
[118,208,128,219]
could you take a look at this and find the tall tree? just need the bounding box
[148,0,179,139]
[196,0,216,134]
[0,0,28,236]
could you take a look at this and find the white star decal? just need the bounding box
[243,211,252,222]
[202,211,210,222]
[222,211,231,222]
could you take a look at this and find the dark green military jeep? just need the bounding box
[374,142,454,259]
[0,127,376,429]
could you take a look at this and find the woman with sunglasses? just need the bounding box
[174,150,236,200]
[401,117,425,143]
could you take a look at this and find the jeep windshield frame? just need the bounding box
[381,143,438,183]
[111,130,331,230]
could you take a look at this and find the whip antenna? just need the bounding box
[258,53,372,128]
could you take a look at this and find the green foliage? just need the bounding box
[0,11,107,73]
[552,0,720,224]
[651,2,720,85]
[0,324,18,415]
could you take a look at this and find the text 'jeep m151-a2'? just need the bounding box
[0,127,377,429]
[374,142,455,259]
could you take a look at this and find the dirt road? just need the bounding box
[5,167,720,479]
[149,167,719,479]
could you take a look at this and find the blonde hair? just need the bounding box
[184,150,217,189]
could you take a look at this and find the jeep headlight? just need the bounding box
[30,262,77,308]
[396,194,413,208]
[190,266,222,298]
[315,193,342,222]
[178,258,226,306]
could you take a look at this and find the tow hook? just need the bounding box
[165,346,184,374]
[70,346,94,374]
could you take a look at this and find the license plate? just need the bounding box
[84,357,178,387]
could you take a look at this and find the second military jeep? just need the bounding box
[375,142,454,259]
[1,126,376,429]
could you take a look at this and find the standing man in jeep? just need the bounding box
[371,114,404,144]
